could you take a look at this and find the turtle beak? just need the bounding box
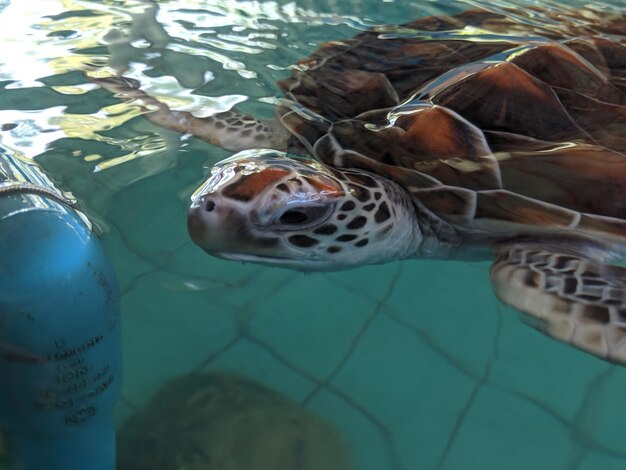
[187,155,252,252]
[187,193,220,247]
[187,193,281,258]
[188,193,245,252]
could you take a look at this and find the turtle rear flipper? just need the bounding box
[90,75,289,151]
[491,244,626,364]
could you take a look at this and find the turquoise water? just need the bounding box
[1,0,626,469]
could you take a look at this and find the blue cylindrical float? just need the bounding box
[0,150,122,470]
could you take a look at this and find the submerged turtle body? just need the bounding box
[116,373,352,470]
[96,5,626,363]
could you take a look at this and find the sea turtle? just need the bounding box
[116,372,352,470]
[94,5,626,363]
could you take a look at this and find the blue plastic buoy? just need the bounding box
[0,151,122,470]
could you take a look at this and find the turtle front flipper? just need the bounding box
[90,76,290,151]
[490,244,626,364]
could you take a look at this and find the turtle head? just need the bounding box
[188,150,419,271]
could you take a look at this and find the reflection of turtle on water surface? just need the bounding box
[116,373,353,470]
[95,5,626,364]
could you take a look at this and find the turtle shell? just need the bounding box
[277,6,626,244]
[116,373,352,470]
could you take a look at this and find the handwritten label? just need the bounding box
[64,406,96,426]
[47,335,103,361]
[36,368,113,410]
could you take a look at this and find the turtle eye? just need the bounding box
[277,205,331,227]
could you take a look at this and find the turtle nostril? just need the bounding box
[205,199,216,212]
